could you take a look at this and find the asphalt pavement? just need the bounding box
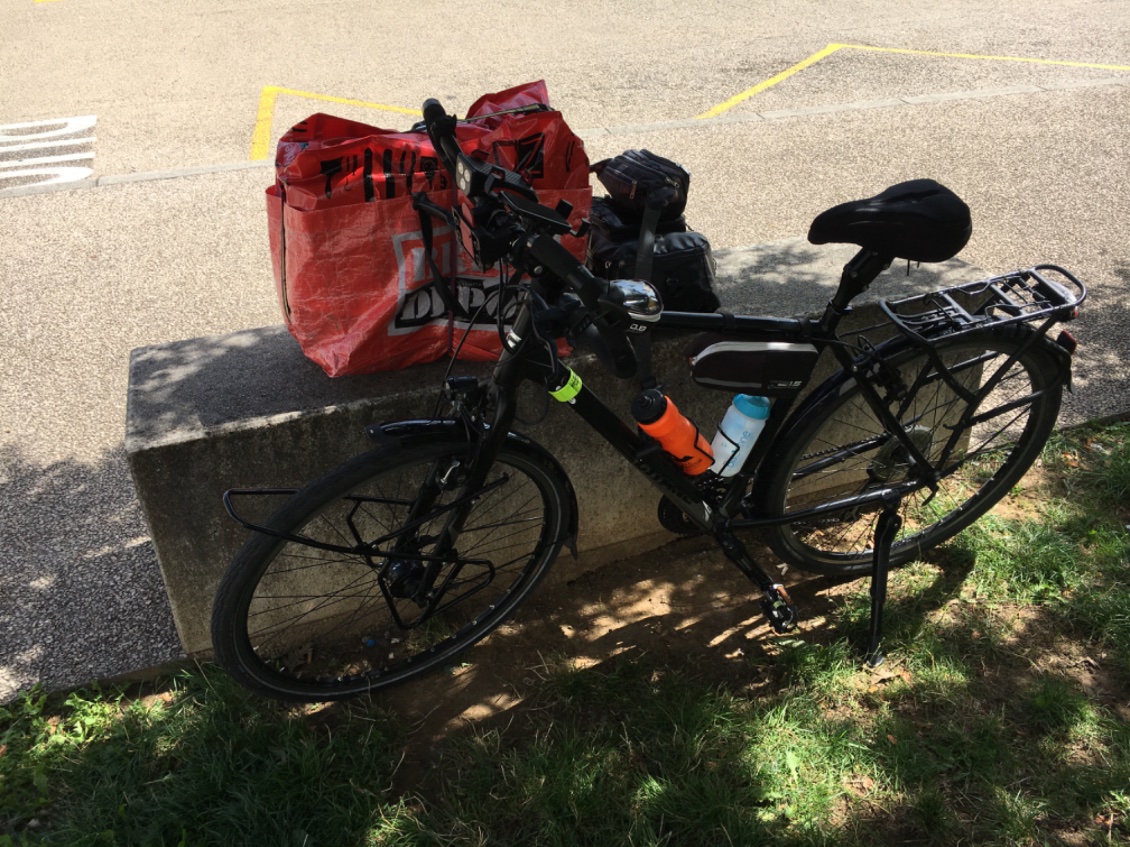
[1,0,1128,701]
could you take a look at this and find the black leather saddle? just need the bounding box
[808,179,972,263]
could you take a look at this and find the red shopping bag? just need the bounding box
[267,81,591,377]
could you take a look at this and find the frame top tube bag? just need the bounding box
[686,332,820,397]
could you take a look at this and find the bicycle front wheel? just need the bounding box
[211,432,572,701]
[760,328,1064,575]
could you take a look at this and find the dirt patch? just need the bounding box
[372,534,859,791]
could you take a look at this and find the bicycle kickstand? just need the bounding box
[864,491,903,667]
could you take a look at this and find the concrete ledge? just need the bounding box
[126,240,984,654]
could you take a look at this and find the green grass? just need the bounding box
[1,670,404,846]
[2,423,1129,846]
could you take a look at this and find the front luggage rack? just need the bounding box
[222,488,357,553]
[879,264,1086,344]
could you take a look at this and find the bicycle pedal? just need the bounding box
[760,585,799,634]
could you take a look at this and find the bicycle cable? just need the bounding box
[512,285,562,426]
[430,279,497,420]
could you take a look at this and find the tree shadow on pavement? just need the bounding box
[0,443,183,703]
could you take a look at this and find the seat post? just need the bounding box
[819,249,894,333]
[834,249,893,310]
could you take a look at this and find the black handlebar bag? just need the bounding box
[588,195,687,239]
[587,151,719,313]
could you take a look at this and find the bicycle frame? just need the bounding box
[212,96,1099,698]
[224,248,1083,625]
[454,256,1084,603]
[459,279,885,597]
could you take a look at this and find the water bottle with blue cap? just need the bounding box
[710,395,771,477]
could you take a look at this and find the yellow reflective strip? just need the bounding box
[549,370,583,403]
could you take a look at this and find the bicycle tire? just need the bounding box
[759,327,1065,575]
[211,431,572,702]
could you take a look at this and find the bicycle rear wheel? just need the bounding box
[760,328,1064,575]
[211,432,571,701]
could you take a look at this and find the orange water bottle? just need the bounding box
[631,389,714,476]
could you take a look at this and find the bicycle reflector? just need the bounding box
[1055,329,1078,355]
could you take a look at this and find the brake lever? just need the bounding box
[499,192,571,234]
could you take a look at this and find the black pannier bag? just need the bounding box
[591,149,691,221]
[587,149,720,313]
[589,228,721,313]
[685,332,820,397]
[589,195,687,240]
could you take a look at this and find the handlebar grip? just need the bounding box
[421,98,461,175]
[422,98,445,123]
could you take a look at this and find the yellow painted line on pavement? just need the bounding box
[841,44,1130,71]
[695,44,846,119]
[697,43,1130,119]
[250,86,422,160]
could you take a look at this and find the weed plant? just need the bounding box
[2,424,1128,845]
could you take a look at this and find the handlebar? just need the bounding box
[421,97,638,380]
[525,236,639,379]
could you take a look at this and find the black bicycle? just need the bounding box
[211,98,1086,702]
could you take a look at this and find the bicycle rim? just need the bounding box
[213,436,568,701]
[762,330,1062,574]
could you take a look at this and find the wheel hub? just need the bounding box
[383,557,427,599]
[869,425,934,483]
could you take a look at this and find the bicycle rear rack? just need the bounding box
[879,264,1086,343]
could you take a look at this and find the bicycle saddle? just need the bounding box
[807,179,972,263]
